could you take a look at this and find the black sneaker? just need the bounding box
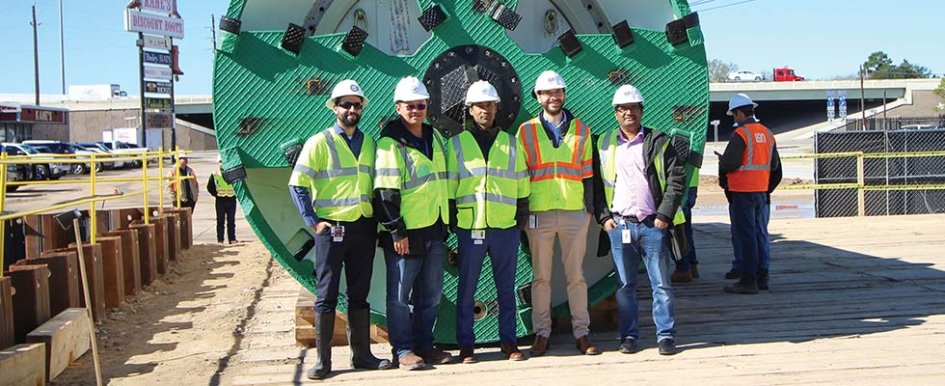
[724,281,759,294]
[618,338,638,354]
[724,269,742,280]
[658,339,678,356]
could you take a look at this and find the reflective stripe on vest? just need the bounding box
[727,123,773,192]
[290,128,375,221]
[598,129,686,225]
[213,174,235,197]
[374,130,450,230]
[450,131,528,229]
[518,117,592,212]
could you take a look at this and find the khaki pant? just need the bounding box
[526,209,591,339]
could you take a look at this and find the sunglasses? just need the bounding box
[336,101,364,110]
[403,103,427,111]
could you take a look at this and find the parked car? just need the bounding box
[80,142,132,169]
[98,141,156,167]
[4,164,23,192]
[727,70,765,82]
[23,140,108,174]
[1,142,70,180]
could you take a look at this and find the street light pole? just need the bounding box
[60,0,66,95]
[31,5,41,106]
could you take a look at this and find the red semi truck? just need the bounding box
[774,67,805,81]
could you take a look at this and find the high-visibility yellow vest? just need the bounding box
[213,173,236,197]
[288,128,375,221]
[374,130,449,230]
[447,130,530,230]
[516,116,593,212]
[598,129,686,225]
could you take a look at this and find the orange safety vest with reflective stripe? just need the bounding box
[516,116,593,212]
[727,122,774,192]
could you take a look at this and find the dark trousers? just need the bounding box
[729,192,767,283]
[455,227,520,346]
[313,217,378,314]
[674,187,699,272]
[215,197,237,242]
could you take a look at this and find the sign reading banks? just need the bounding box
[125,9,184,39]
[144,51,172,66]
[145,81,173,95]
[139,0,177,15]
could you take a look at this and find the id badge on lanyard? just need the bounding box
[471,230,485,245]
[331,225,345,242]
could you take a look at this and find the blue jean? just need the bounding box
[384,234,446,358]
[675,187,699,272]
[729,192,768,282]
[606,217,676,342]
[455,228,520,346]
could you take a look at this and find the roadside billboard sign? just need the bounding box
[125,9,184,39]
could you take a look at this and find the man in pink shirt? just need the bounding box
[593,85,689,356]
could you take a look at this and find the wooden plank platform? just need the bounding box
[0,343,46,386]
[224,214,945,385]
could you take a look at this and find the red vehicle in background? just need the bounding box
[774,67,805,81]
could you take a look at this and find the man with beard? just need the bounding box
[289,80,392,379]
[517,70,599,356]
[447,80,530,363]
[375,76,453,370]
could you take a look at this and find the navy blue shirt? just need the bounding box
[333,123,364,159]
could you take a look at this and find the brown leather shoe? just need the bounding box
[576,335,601,355]
[459,346,477,364]
[671,270,693,283]
[395,352,425,371]
[530,335,549,357]
[690,264,700,279]
[501,343,527,361]
[416,348,453,365]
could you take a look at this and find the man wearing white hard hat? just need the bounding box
[447,80,530,363]
[374,76,453,369]
[593,85,689,355]
[169,152,198,212]
[207,154,239,244]
[718,93,782,294]
[516,70,599,356]
[288,79,392,379]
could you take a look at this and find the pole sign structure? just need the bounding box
[125,0,183,149]
[838,90,848,122]
[826,90,835,120]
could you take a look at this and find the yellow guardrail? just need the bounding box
[776,151,945,215]
[0,146,196,277]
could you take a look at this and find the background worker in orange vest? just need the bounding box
[517,70,599,356]
[718,94,782,294]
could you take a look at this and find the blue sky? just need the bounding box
[1,0,942,96]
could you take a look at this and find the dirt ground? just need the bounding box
[52,241,275,385]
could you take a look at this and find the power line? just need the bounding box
[694,0,761,12]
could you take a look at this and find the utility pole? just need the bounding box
[31,5,41,106]
[860,64,867,129]
[60,0,66,94]
[211,14,217,49]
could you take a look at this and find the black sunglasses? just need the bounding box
[402,103,427,111]
[336,101,364,110]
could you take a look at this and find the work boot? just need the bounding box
[671,270,693,283]
[459,346,477,364]
[500,342,526,361]
[690,263,700,279]
[346,309,392,370]
[416,347,452,365]
[724,269,742,280]
[306,312,335,379]
[757,269,770,290]
[530,335,550,357]
[724,280,759,294]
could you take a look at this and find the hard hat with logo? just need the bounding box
[533,70,567,96]
[393,76,430,102]
[727,93,757,115]
[611,84,645,106]
[464,80,501,106]
[325,79,368,110]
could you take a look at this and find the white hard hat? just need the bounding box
[464,80,501,106]
[533,70,567,96]
[217,154,222,162]
[326,79,368,110]
[177,152,189,159]
[393,76,430,102]
[612,85,645,106]
[727,93,757,115]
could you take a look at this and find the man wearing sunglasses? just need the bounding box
[289,79,391,379]
[375,76,453,370]
[517,70,599,356]
[447,80,530,364]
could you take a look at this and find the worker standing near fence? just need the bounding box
[719,93,782,294]
[169,153,198,213]
[207,155,240,244]
[288,79,392,379]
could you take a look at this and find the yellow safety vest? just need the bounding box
[213,173,236,197]
[374,130,449,230]
[516,116,593,212]
[288,128,375,221]
[598,129,686,225]
[447,130,530,230]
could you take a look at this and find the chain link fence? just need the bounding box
[811,126,945,217]
[836,115,945,131]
